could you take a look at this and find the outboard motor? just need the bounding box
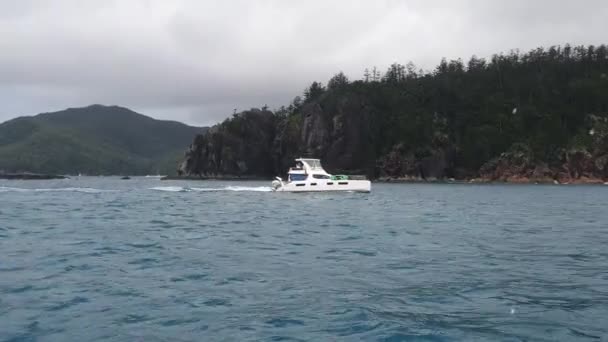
[271,177,283,191]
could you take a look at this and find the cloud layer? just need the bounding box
[1,0,607,125]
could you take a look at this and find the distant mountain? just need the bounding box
[0,105,206,175]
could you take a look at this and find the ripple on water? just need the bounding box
[160,317,203,327]
[171,273,208,282]
[128,257,158,265]
[45,296,90,312]
[6,285,35,294]
[126,242,163,249]
[116,314,151,325]
[202,298,231,307]
[265,318,305,328]
[148,219,173,228]
[350,250,377,257]
[324,309,383,337]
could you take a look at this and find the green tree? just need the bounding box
[304,81,325,101]
[328,71,349,90]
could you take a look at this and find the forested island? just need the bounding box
[0,105,206,175]
[178,44,608,183]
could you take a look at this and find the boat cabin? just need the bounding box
[272,158,369,192]
[287,158,331,182]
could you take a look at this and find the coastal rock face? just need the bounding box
[555,115,608,182]
[298,95,376,174]
[479,139,608,184]
[179,93,379,177]
[178,109,277,177]
[479,143,539,182]
[377,143,456,181]
[557,149,608,183]
[178,90,464,179]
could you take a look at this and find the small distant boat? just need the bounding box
[121,176,131,180]
[271,158,371,193]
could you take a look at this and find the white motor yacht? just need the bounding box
[271,158,371,193]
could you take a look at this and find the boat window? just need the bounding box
[295,183,305,187]
[311,183,317,186]
[338,182,349,185]
[313,174,330,179]
[289,173,308,181]
[327,182,334,185]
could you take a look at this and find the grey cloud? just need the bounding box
[1,0,607,126]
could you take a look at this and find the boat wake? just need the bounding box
[0,187,116,193]
[149,186,272,192]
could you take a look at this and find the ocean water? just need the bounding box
[1,177,607,341]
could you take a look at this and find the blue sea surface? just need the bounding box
[1,177,607,341]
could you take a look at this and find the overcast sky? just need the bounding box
[1,0,607,126]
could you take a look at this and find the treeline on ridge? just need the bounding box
[180,44,608,183]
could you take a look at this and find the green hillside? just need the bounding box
[180,44,608,183]
[0,105,206,175]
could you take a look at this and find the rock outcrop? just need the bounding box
[376,143,457,181]
[297,95,376,174]
[179,93,380,178]
[179,109,277,177]
[478,115,608,183]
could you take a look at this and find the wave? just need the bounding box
[223,186,272,192]
[149,186,189,192]
[149,186,272,192]
[0,187,115,193]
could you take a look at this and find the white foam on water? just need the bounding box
[0,186,29,193]
[225,186,272,192]
[150,186,272,192]
[189,187,225,192]
[226,186,272,192]
[0,187,115,193]
[149,186,189,192]
[45,187,117,193]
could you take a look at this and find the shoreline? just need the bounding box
[376,177,608,185]
[2,173,605,185]
[162,175,608,185]
[0,173,68,180]
[161,175,267,181]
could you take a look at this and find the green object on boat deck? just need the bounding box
[331,175,349,180]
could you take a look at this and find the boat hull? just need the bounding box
[273,179,371,193]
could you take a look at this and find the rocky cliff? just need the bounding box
[178,109,277,177]
[178,91,459,180]
[178,94,608,183]
[478,115,608,183]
